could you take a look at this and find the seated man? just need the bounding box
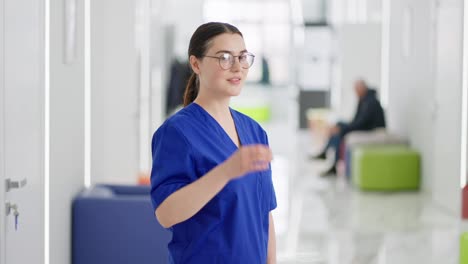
[313,79,386,176]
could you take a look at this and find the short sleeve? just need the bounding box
[150,124,196,212]
[263,131,277,211]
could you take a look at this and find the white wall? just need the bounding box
[161,0,204,59]
[329,0,382,24]
[91,0,139,184]
[385,0,435,192]
[87,0,205,183]
[149,0,168,140]
[334,23,381,121]
[49,0,86,263]
[386,0,463,215]
[431,0,462,215]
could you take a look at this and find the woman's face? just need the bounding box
[194,33,249,98]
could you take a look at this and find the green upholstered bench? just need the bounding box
[232,106,270,123]
[352,146,420,191]
[461,232,468,264]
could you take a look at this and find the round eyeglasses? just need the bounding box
[204,52,255,70]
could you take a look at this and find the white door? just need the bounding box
[1,0,45,263]
[431,0,463,215]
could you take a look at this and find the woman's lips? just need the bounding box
[227,78,241,85]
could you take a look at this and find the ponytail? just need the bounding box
[183,73,198,106]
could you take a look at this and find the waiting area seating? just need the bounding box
[72,184,171,264]
[341,129,420,191]
[306,109,421,191]
[343,129,408,178]
[351,145,421,191]
[461,232,468,264]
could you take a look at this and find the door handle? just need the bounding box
[5,178,27,192]
[5,201,18,216]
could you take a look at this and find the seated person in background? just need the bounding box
[313,79,386,176]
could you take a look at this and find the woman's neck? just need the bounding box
[193,96,231,121]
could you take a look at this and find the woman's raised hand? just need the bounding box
[222,144,273,180]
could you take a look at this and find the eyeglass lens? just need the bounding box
[219,53,254,69]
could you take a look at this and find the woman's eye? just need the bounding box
[220,54,231,62]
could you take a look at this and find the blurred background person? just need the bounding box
[312,79,386,176]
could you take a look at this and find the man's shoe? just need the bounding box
[310,151,327,160]
[320,165,337,177]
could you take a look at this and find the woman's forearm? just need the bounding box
[155,163,232,228]
[155,145,272,228]
[267,212,277,264]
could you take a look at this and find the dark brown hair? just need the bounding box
[183,22,243,106]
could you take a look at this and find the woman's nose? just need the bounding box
[230,57,242,71]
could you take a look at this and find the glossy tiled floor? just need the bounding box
[267,128,460,264]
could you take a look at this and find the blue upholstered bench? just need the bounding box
[72,184,171,264]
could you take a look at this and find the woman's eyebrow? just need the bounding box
[215,49,248,55]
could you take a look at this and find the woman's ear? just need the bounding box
[189,55,201,75]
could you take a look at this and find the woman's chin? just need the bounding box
[228,90,242,97]
[226,85,243,96]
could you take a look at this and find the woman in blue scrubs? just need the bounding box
[150,22,277,264]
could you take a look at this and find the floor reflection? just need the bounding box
[268,130,459,264]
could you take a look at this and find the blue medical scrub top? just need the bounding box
[150,103,277,264]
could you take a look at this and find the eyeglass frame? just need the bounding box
[203,52,255,70]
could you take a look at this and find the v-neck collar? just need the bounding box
[190,102,243,150]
